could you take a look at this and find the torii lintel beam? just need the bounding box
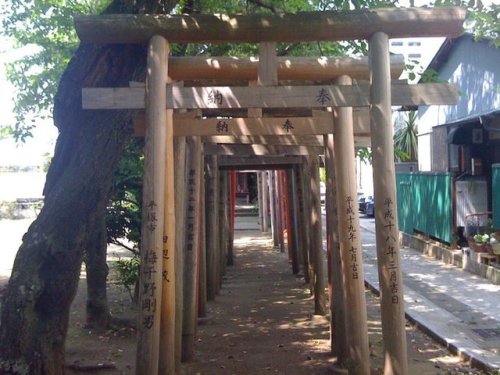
[204,144,323,156]
[202,135,370,148]
[75,7,465,44]
[218,156,303,170]
[83,83,459,110]
[167,55,405,81]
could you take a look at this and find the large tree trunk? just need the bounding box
[0,1,179,373]
[84,208,110,330]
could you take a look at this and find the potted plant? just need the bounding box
[490,232,500,255]
[469,233,491,253]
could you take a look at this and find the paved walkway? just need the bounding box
[237,212,500,370]
[359,218,500,372]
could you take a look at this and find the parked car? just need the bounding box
[358,194,374,217]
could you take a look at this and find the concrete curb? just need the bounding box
[360,223,500,372]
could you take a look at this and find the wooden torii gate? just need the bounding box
[78,7,465,375]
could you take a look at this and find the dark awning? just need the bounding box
[447,126,470,144]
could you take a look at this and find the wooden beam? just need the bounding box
[202,135,371,148]
[174,117,333,137]
[168,55,405,81]
[203,144,323,156]
[75,7,465,44]
[134,108,369,138]
[218,155,303,169]
[82,82,459,110]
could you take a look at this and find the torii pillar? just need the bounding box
[136,35,176,375]
[369,32,408,374]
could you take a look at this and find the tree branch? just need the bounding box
[247,0,277,13]
[277,43,300,56]
[111,239,139,256]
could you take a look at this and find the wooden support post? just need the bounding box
[369,32,408,375]
[257,172,264,232]
[296,165,310,284]
[218,171,229,282]
[136,35,170,375]
[227,172,235,266]
[171,136,186,371]
[231,170,237,232]
[269,171,279,247]
[286,169,300,274]
[205,155,219,301]
[277,170,285,253]
[333,75,370,374]
[324,133,347,362]
[283,171,292,262]
[309,156,327,316]
[197,147,207,317]
[182,136,202,362]
[262,171,270,232]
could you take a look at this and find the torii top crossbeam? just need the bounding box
[75,7,465,44]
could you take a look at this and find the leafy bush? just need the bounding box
[114,256,140,303]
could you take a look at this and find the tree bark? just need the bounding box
[84,208,110,330]
[0,1,179,373]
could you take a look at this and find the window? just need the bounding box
[391,41,403,46]
[408,41,421,47]
[408,53,421,59]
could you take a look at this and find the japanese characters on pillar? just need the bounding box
[141,200,160,330]
[382,197,400,305]
[186,168,197,253]
[161,234,171,283]
[344,196,359,280]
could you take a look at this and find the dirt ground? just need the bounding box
[61,230,488,375]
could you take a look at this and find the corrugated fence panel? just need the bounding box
[493,164,500,230]
[396,173,414,235]
[396,172,453,243]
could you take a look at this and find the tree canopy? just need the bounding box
[2,0,496,142]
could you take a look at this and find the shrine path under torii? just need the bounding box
[62,212,484,375]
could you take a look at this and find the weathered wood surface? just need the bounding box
[369,32,409,375]
[75,7,465,44]
[173,117,333,136]
[136,35,169,375]
[132,109,368,137]
[218,155,303,169]
[203,144,323,156]
[204,156,219,301]
[82,82,459,109]
[172,137,186,370]
[182,137,202,361]
[202,134,371,147]
[308,156,327,315]
[323,133,347,361]
[332,75,370,374]
[166,55,404,81]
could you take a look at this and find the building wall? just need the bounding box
[418,36,500,171]
[389,37,444,82]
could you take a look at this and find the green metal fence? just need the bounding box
[396,172,454,243]
[493,164,500,230]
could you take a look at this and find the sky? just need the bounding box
[0,15,58,168]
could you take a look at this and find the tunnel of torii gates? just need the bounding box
[78,6,465,375]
